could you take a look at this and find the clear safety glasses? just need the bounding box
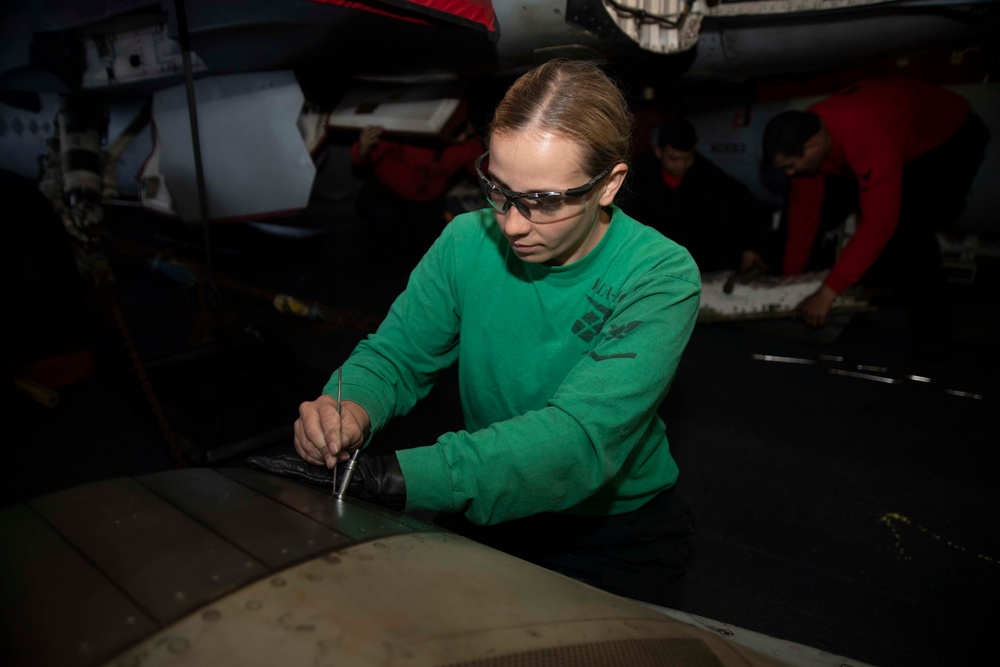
[475,151,616,223]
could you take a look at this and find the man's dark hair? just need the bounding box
[762,111,822,164]
[656,118,697,151]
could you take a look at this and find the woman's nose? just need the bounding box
[500,205,532,235]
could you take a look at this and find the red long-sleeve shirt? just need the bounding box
[783,78,970,293]
[351,134,483,203]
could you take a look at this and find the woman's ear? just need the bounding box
[599,163,629,206]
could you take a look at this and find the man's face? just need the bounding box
[656,145,695,179]
[773,136,826,177]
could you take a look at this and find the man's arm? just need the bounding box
[823,167,903,294]
[791,162,903,326]
[782,175,826,276]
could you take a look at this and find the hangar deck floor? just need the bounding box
[3,204,997,667]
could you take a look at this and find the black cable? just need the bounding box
[172,0,222,309]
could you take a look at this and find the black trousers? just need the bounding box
[874,111,990,348]
[431,486,696,609]
[821,111,990,349]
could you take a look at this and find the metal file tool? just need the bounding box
[334,366,359,499]
[336,451,359,499]
[332,366,341,496]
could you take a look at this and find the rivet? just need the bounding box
[167,637,189,654]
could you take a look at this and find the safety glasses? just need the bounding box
[475,151,616,223]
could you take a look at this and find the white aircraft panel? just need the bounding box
[152,71,315,223]
[0,93,59,180]
[327,82,461,136]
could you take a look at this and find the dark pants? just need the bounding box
[819,112,989,352]
[873,111,990,350]
[431,486,696,609]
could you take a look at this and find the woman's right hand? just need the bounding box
[293,394,369,468]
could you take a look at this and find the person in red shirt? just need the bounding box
[762,78,989,359]
[351,100,483,273]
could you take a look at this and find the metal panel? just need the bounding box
[326,82,462,135]
[0,93,60,179]
[0,504,157,667]
[219,467,438,540]
[2,469,862,667]
[106,533,798,667]
[151,70,315,222]
[135,468,352,569]
[28,477,269,625]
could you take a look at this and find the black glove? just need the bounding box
[246,452,406,512]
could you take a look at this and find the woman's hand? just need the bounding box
[293,394,370,468]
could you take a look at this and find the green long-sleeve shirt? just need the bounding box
[325,205,700,525]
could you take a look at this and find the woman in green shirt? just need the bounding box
[253,59,702,607]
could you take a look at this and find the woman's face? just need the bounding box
[485,130,626,266]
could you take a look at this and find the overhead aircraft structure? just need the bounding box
[4,1,998,89]
[0,0,998,225]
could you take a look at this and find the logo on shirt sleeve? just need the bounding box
[572,292,640,361]
[572,296,611,343]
